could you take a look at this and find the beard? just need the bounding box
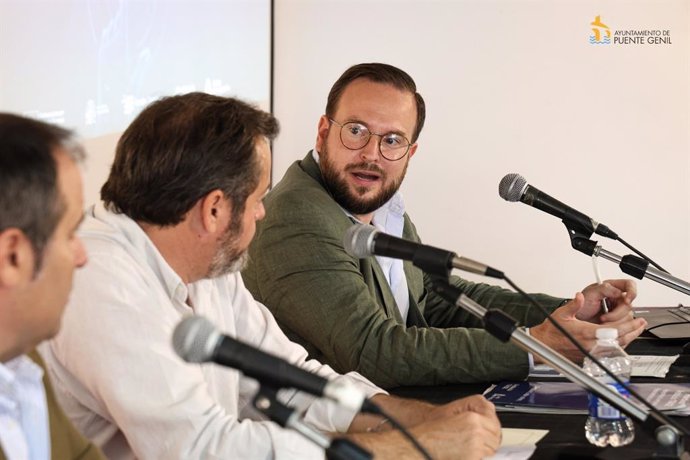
[320,144,408,215]
[207,219,249,278]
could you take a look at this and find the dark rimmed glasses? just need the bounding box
[328,118,412,161]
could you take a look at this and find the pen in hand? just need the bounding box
[592,255,610,314]
[599,293,610,314]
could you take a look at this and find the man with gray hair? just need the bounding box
[0,114,101,459]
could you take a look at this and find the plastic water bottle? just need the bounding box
[583,327,635,447]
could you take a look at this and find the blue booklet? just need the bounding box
[484,381,690,415]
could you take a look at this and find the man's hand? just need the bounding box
[420,393,497,423]
[347,394,501,460]
[410,402,501,460]
[530,292,646,363]
[578,279,638,322]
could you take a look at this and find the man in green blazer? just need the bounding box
[0,114,103,460]
[242,63,646,389]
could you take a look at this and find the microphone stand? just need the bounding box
[252,385,372,460]
[595,245,690,297]
[430,279,688,459]
[566,229,690,297]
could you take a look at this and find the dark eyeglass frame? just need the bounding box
[328,118,412,161]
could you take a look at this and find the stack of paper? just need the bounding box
[488,428,549,460]
[484,381,690,415]
[529,354,678,379]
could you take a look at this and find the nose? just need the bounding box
[74,237,88,268]
[358,135,380,162]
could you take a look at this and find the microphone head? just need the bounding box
[172,315,220,363]
[498,173,528,202]
[343,224,377,258]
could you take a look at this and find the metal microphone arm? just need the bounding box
[252,385,372,460]
[595,246,690,297]
[430,280,685,456]
[568,233,690,297]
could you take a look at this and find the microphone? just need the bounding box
[172,316,373,413]
[498,173,617,239]
[343,224,503,279]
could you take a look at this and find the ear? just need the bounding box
[315,115,331,153]
[199,189,231,236]
[408,142,418,160]
[0,229,35,287]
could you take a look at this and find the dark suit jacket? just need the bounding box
[0,350,103,460]
[243,152,565,388]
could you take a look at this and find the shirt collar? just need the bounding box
[371,192,405,237]
[0,355,43,406]
[87,203,189,304]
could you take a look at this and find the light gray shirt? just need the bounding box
[40,203,383,460]
[0,355,50,460]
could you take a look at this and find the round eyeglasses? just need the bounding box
[328,118,412,161]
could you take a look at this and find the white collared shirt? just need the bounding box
[40,203,383,460]
[371,193,410,321]
[0,355,50,460]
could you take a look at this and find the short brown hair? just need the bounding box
[101,93,279,226]
[325,63,426,143]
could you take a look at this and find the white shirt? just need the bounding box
[39,203,383,460]
[0,355,50,460]
[370,193,410,321]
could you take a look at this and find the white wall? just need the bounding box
[3,0,685,305]
[273,0,690,305]
[0,0,272,207]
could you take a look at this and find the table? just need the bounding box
[391,337,690,459]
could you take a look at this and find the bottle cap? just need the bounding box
[595,327,618,340]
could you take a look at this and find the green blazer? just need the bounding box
[0,350,103,460]
[243,152,565,388]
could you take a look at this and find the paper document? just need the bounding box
[501,427,548,446]
[629,354,679,377]
[487,428,548,460]
[530,354,678,378]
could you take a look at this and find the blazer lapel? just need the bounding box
[300,151,414,326]
[365,256,405,324]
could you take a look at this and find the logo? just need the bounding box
[588,15,673,46]
[590,16,611,45]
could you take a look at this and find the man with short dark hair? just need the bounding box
[242,63,647,388]
[42,93,502,460]
[0,114,102,459]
